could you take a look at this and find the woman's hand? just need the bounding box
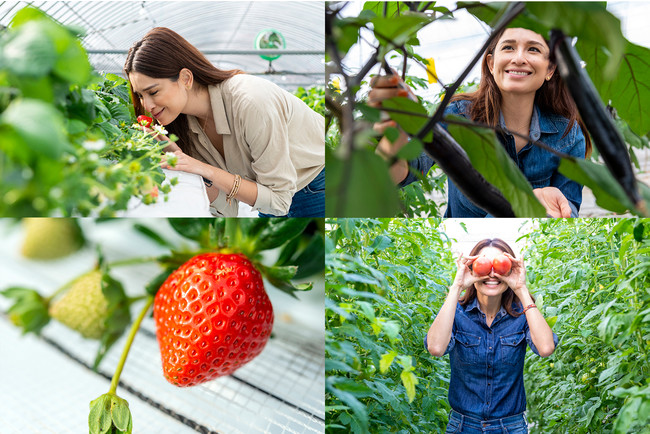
[495,253,527,296]
[142,126,181,153]
[368,74,414,159]
[533,186,572,218]
[451,254,486,293]
[162,149,209,177]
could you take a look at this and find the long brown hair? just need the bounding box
[451,28,592,158]
[460,238,531,317]
[124,27,243,156]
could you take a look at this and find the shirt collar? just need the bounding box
[498,104,557,141]
[187,84,231,136]
[465,296,508,320]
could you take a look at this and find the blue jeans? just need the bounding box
[258,169,324,218]
[446,410,528,433]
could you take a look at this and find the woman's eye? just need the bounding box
[150,91,158,96]
[529,47,541,53]
[501,45,513,51]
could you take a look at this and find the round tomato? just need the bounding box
[472,256,493,276]
[492,254,512,275]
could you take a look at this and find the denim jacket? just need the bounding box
[400,99,586,217]
[424,297,559,420]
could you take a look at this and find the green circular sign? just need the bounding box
[255,29,286,61]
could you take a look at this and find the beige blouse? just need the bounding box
[186,74,324,216]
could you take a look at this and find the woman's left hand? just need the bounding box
[162,150,209,177]
[495,253,527,296]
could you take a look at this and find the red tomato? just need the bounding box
[472,256,493,276]
[492,254,512,275]
[137,115,153,128]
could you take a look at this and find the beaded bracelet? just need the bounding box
[226,174,241,205]
[523,303,537,314]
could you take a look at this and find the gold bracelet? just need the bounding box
[226,174,241,205]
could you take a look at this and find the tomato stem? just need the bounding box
[108,296,154,395]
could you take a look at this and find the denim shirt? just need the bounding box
[401,99,586,217]
[424,298,559,420]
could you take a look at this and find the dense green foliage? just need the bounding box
[326,1,650,217]
[326,218,454,432]
[522,219,650,433]
[0,7,175,216]
[326,218,650,433]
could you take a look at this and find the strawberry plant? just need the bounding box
[326,2,650,217]
[1,217,324,433]
[0,6,177,216]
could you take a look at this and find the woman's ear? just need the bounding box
[546,64,557,81]
[486,54,494,75]
[180,68,193,90]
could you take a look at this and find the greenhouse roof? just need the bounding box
[0,1,325,90]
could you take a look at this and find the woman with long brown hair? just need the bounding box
[124,27,324,217]
[369,27,591,218]
[425,238,557,433]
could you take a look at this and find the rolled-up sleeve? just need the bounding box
[240,99,297,216]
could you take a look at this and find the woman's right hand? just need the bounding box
[142,126,181,153]
[451,254,485,293]
[368,74,414,159]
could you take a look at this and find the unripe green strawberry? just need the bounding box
[49,270,109,339]
[21,218,84,259]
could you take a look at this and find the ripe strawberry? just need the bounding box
[49,270,109,339]
[153,253,273,387]
[21,218,84,260]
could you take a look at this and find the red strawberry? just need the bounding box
[153,253,273,387]
[137,115,153,127]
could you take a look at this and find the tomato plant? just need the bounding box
[326,217,650,433]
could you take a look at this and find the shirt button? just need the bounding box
[488,365,492,368]
[488,330,492,334]
[489,346,492,350]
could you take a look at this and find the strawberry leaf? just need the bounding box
[254,218,312,251]
[0,287,50,334]
[144,268,175,296]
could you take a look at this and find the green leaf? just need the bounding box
[168,218,213,243]
[583,41,650,137]
[446,118,546,217]
[382,97,432,142]
[400,369,418,403]
[133,224,174,248]
[255,218,311,251]
[558,158,635,214]
[326,147,402,217]
[265,275,312,299]
[1,98,73,159]
[379,350,398,373]
[258,264,298,281]
[0,287,51,334]
[397,137,424,161]
[371,13,431,47]
[633,222,644,242]
[291,233,325,279]
[3,20,57,78]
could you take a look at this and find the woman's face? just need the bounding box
[129,72,189,125]
[473,246,509,298]
[486,28,555,97]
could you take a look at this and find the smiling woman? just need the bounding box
[425,238,557,434]
[124,27,325,217]
[369,27,593,218]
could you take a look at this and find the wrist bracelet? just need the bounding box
[523,303,537,314]
[226,174,241,205]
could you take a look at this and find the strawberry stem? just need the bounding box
[108,296,154,395]
[107,256,159,268]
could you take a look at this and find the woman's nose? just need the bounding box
[512,48,527,64]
